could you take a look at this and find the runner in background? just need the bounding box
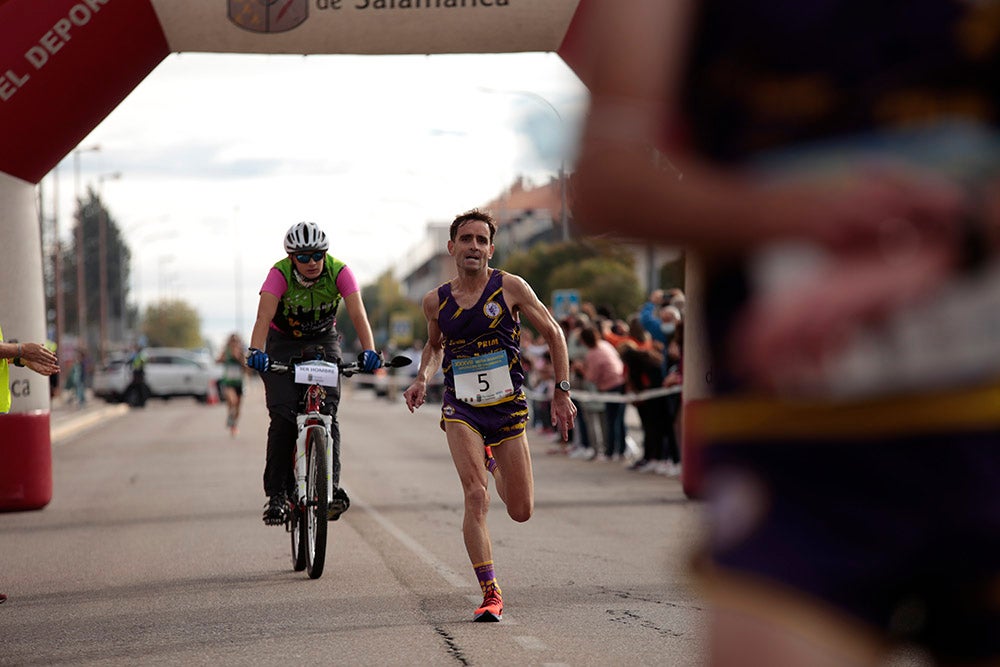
[217,333,246,437]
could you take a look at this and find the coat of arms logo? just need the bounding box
[228,0,308,34]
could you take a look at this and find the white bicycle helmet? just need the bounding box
[283,221,329,254]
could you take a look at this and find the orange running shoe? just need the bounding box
[473,587,503,622]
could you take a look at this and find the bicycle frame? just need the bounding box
[279,357,340,579]
[293,381,334,508]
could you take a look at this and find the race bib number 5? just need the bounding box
[452,351,514,404]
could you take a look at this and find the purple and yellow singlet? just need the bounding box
[438,269,525,407]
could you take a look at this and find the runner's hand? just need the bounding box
[403,379,426,413]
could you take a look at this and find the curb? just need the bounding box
[51,404,129,443]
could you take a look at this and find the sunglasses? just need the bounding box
[294,251,325,263]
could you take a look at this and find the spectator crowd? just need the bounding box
[520,288,686,478]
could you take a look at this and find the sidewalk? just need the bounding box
[49,391,129,443]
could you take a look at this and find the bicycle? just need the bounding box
[269,350,411,579]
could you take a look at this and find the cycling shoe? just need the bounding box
[327,488,350,521]
[263,495,288,526]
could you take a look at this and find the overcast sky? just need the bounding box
[47,51,588,349]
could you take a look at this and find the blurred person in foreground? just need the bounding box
[246,222,382,526]
[573,1,1000,665]
[403,209,576,622]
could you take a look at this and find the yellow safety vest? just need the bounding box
[0,325,10,413]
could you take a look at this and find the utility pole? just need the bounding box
[73,144,100,355]
[53,166,64,357]
[97,171,121,362]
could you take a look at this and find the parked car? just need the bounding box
[92,347,216,406]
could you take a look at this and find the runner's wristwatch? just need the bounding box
[556,380,571,392]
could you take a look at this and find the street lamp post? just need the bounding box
[158,254,175,301]
[125,216,172,341]
[97,171,121,362]
[73,144,100,354]
[479,88,570,241]
[51,165,64,359]
[233,206,243,333]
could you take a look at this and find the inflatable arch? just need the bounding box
[0,0,594,510]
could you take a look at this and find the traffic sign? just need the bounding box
[551,289,581,320]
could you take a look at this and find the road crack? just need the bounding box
[433,625,470,665]
[606,609,685,638]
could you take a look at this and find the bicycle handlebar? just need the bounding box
[269,354,412,378]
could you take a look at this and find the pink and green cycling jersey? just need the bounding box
[259,255,359,338]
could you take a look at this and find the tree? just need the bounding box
[339,271,425,353]
[550,257,644,320]
[142,299,202,348]
[501,239,642,320]
[56,187,132,351]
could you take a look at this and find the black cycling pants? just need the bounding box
[260,329,342,497]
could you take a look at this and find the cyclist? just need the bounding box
[403,209,577,622]
[217,333,246,437]
[246,221,382,526]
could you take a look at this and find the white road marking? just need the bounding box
[515,636,548,650]
[52,405,128,444]
[352,491,469,589]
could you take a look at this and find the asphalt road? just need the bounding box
[2,380,707,666]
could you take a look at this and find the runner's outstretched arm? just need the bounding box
[404,290,444,412]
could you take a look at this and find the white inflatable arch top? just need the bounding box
[0,0,590,510]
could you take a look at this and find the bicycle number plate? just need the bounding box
[294,361,339,387]
[452,350,513,404]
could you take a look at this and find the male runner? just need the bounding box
[403,209,576,622]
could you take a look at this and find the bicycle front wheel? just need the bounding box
[290,505,306,572]
[305,426,329,579]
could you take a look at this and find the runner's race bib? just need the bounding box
[453,351,514,404]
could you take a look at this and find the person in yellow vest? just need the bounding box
[0,324,59,605]
[0,324,60,413]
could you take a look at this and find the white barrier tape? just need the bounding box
[523,385,681,404]
[369,373,682,404]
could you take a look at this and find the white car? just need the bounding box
[92,347,216,406]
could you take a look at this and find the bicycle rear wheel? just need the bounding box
[305,426,329,579]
